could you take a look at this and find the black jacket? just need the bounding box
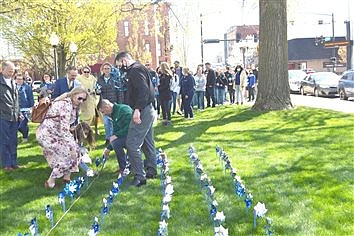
[206,69,216,87]
[126,62,155,110]
[97,75,120,103]
[0,73,20,121]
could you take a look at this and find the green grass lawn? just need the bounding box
[1,105,353,235]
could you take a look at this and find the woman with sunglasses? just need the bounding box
[77,66,97,125]
[36,87,89,188]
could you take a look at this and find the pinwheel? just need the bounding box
[29,218,38,236]
[45,205,54,228]
[58,192,66,212]
[214,224,229,236]
[88,217,99,236]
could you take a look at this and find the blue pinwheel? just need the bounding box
[245,193,253,214]
[58,192,66,212]
[88,217,99,236]
[45,205,54,228]
[29,218,38,236]
[235,181,245,198]
[111,182,119,196]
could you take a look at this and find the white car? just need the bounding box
[288,70,307,93]
[31,81,42,93]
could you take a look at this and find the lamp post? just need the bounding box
[200,13,204,64]
[69,42,78,67]
[50,32,59,80]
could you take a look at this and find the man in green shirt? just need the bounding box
[99,99,132,174]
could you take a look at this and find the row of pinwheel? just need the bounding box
[18,155,108,236]
[215,145,273,235]
[156,149,174,235]
[188,145,229,236]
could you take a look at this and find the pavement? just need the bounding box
[290,94,354,114]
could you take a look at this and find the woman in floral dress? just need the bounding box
[36,87,88,188]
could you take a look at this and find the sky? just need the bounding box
[175,0,354,64]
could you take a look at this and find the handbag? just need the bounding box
[31,98,59,123]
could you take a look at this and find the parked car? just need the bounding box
[288,70,307,93]
[338,70,354,100]
[300,72,339,97]
[31,81,42,93]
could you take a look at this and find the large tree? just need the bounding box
[0,0,124,77]
[253,0,293,111]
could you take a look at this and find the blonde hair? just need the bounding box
[160,62,173,77]
[55,86,89,102]
[182,67,191,76]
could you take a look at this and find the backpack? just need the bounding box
[31,98,58,123]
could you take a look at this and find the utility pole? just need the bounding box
[345,20,352,70]
[200,13,204,64]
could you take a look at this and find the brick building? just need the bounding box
[116,2,171,69]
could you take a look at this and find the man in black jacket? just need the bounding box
[0,61,21,170]
[115,52,156,187]
[205,62,216,107]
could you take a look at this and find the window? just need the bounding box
[145,43,150,52]
[144,20,149,35]
[124,21,129,37]
[157,42,161,57]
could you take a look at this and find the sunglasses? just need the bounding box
[77,97,87,102]
[83,71,90,73]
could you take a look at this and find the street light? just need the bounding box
[69,42,78,67]
[50,32,59,80]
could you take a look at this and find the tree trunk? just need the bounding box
[252,0,293,111]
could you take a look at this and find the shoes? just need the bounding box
[177,110,183,115]
[21,138,28,143]
[44,180,55,189]
[12,165,23,169]
[146,173,157,179]
[4,166,14,171]
[129,177,146,187]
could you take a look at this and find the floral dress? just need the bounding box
[36,98,79,178]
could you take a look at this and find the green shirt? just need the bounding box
[107,103,132,150]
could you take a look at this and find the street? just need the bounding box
[290,94,354,114]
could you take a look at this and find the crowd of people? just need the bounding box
[0,55,258,188]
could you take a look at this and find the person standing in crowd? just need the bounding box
[180,67,195,119]
[247,69,256,102]
[24,71,32,85]
[145,63,160,119]
[100,99,132,175]
[194,64,206,110]
[77,66,97,125]
[174,61,183,115]
[52,66,80,99]
[215,69,228,105]
[39,73,55,98]
[205,62,216,108]
[16,74,34,143]
[115,51,156,187]
[36,87,89,188]
[225,66,235,104]
[96,62,121,145]
[234,65,247,105]
[158,62,173,126]
[169,66,180,115]
[0,61,21,171]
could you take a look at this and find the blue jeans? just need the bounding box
[182,94,194,118]
[126,103,156,180]
[0,119,18,168]
[216,87,225,104]
[195,91,205,109]
[111,137,127,170]
[103,115,113,140]
[170,91,178,114]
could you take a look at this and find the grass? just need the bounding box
[0,105,353,235]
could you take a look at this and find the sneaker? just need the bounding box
[177,110,183,115]
[21,138,28,143]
